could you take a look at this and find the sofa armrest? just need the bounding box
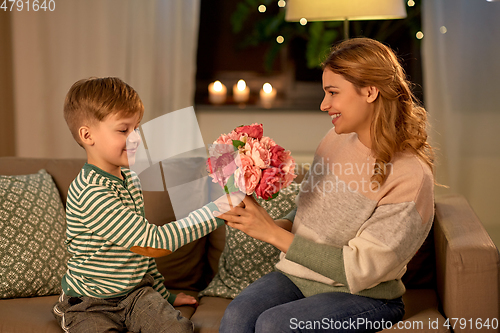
[434,194,499,331]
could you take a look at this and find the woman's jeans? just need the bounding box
[220,271,405,333]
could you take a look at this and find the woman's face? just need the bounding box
[320,68,378,148]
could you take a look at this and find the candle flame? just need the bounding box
[263,83,273,94]
[214,81,223,92]
[237,80,246,91]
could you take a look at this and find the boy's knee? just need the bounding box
[160,316,193,333]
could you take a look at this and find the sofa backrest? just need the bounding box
[0,157,86,206]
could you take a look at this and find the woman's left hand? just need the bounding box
[214,195,294,253]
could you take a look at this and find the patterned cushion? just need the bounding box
[198,183,300,299]
[0,170,70,299]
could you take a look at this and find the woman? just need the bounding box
[215,38,435,333]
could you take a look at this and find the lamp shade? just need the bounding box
[285,0,407,22]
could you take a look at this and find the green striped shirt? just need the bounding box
[61,163,223,301]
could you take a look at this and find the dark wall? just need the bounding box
[195,0,424,104]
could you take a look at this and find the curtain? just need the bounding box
[11,0,200,159]
[422,0,500,241]
[0,11,15,157]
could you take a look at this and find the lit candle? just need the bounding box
[233,79,250,103]
[208,80,227,105]
[260,83,276,108]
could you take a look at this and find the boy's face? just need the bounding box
[85,112,142,176]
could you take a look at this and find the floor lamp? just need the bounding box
[285,0,407,40]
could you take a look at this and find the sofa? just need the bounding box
[0,156,499,333]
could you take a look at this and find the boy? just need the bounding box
[53,77,227,333]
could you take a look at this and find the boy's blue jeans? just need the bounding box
[52,274,193,333]
[220,271,405,333]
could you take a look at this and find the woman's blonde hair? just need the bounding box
[322,37,434,187]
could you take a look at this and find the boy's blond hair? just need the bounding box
[64,77,144,147]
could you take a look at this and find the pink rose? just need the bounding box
[280,157,297,188]
[255,167,282,200]
[210,144,235,160]
[260,135,276,148]
[214,133,233,145]
[245,139,270,169]
[269,145,286,168]
[206,157,213,174]
[274,149,295,174]
[275,152,297,188]
[208,151,239,187]
[270,145,296,179]
[234,154,261,195]
[235,123,263,140]
[215,132,247,150]
[228,130,246,141]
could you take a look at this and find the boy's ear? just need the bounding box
[78,126,94,146]
[366,86,379,104]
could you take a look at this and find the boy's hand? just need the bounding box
[173,292,198,307]
[214,191,245,213]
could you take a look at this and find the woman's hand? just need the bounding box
[173,292,198,307]
[213,195,294,253]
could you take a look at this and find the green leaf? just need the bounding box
[225,174,240,193]
[265,191,280,201]
[232,140,245,148]
[264,11,285,36]
[231,3,251,34]
[306,22,338,68]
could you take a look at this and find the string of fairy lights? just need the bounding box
[255,0,449,42]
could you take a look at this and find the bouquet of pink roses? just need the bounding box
[207,123,296,201]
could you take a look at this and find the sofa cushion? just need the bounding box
[199,183,300,299]
[382,289,450,333]
[0,289,199,333]
[190,296,232,333]
[0,170,70,299]
[0,295,62,333]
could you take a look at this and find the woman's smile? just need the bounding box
[330,112,341,125]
